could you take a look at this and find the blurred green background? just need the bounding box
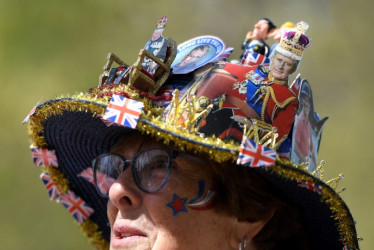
[1,0,372,249]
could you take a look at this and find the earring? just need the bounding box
[238,235,247,250]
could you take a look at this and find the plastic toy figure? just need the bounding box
[240,18,277,60]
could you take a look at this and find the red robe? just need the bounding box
[196,63,298,143]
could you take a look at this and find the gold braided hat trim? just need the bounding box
[27,92,358,249]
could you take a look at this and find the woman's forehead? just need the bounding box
[111,133,161,154]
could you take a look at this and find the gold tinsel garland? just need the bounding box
[28,96,109,249]
[268,161,358,249]
[81,219,109,250]
[27,93,358,249]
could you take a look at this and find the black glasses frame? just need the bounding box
[92,147,179,198]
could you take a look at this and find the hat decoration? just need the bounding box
[275,21,311,60]
[23,17,359,250]
[157,15,168,29]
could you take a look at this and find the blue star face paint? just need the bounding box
[166,193,188,216]
[166,181,215,216]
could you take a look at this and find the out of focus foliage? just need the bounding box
[1,0,372,249]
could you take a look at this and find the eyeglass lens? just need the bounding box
[93,148,172,197]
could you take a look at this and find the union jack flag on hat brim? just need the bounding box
[22,100,41,124]
[40,172,61,200]
[58,191,94,224]
[237,136,276,167]
[297,180,322,195]
[31,146,58,167]
[102,95,144,129]
[78,167,115,195]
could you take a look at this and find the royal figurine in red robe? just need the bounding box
[187,22,311,147]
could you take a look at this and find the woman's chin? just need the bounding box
[110,235,148,249]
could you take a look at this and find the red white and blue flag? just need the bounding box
[342,245,351,250]
[290,73,302,96]
[40,172,61,200]
[237,137,276,167]
[242,52,270,66]
[297,180,322,195]
[103,95,144,129]
[22,100,41,124]
[58,191,94,224]
[31,146,58,167]
[214,47,234,62]
[100,117,118,127]
[77,167,115,195]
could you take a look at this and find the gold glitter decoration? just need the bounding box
[327,174,344,191]
[28,96,107,147]
[80,219,109,250]
[163,89,214,133]
[43,166,69,194]
[27,97,109,249]
[267,160,358,249]
[243,119,279,149]
[26,87,358,249]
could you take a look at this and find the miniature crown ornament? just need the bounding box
[243,119,279,150]
[163,89,213,133]
[275,21,311,61]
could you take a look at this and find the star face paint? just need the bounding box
[166,193,188,216]
[166,180,215,216]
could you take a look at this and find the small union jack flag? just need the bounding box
[40,172,61,200]
[290,73,301,96]
[102,95,144,129]
[342,245,351,250]
[100,117,118,127]
[242,52,270,66]
[214,47,234,62]
[30,146,58,167]
[77,167,115,195]
[297,180,322,195]
[22,100,41,124]
[237,137,276,167]
[58,191,94,224]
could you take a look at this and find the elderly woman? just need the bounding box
[99,131,308,249]
[25,19,359,250]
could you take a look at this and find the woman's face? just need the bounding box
[107,139,237,250]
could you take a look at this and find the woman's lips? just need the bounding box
[114,225,146,238]
[111,224,147,247]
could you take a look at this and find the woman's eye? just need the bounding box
[151,160,168,169]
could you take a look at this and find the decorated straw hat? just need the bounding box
[24,19,358,250]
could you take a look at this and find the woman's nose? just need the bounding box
[108,167,142,211]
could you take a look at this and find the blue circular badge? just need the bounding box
[171,36,225,74]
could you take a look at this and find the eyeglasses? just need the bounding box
[92,148,179,198]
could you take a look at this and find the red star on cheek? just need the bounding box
[166,194,188,216]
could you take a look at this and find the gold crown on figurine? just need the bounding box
[275,21,311,61]
[157,16,168,29]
